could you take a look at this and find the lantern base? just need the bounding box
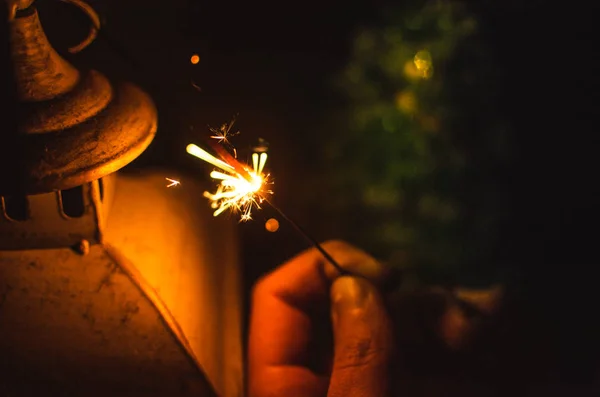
[0,170,242,396]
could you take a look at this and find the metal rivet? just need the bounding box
[74,239,90,255]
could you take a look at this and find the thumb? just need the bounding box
[328,276,394,397]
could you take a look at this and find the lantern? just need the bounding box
[0,1,242,396]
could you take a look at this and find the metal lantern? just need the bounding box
[0,1,242,396]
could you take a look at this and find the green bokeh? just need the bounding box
[310,1,511,286]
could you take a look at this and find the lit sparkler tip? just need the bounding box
[165,178,181,188]
[186,120,272,222]
[187,143,235,173]
[186,143,195,152]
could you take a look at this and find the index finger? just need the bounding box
[248,241,390,395]
[255,240,389,310]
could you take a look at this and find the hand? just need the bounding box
[248,240,395,397]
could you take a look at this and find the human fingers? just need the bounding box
[328,277,394,397]
[249,241,390,397]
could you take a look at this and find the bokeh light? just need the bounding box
[265,218,279,232]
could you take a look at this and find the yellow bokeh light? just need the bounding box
[395,90,418,114]
[403,61,420,81]
[265,218,279,232]
[413,50,433,79]
[190,54,200,64]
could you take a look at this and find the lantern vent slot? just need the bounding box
[99,178,104,202]
[2,196,30,221]
[60,186,85,218]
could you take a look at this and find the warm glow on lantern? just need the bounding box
[190,54,200,64]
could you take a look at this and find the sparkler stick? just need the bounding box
[265,199,349,275]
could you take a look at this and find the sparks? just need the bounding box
[186,143,272,221]
[184,131,348,275]
[165,178,181,188]
[209,116,240,157]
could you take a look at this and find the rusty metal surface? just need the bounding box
[0,181,100,250]
[9,6,79,101]
[19,69,113,134]
[0,80,157,195]
[0,171,243,396]
[0,173,116,250]
[0,5,157,195]
[104,171,243,397]
[0,244,218,396]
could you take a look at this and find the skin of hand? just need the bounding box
[248,240,395,397]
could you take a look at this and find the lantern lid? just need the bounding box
[0,2,157,195]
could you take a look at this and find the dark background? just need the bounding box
[4,0,600,381]
[37,0,402,284]
[28,0,600,305]
[1,0,600,386]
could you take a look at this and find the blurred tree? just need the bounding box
[309,1,512,286]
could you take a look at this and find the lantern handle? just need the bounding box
[59,0,101,54]
[6,1,34,20]
[6,0,101,54]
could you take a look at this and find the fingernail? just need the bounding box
[331,276,372,312]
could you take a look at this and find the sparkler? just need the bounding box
[185,132,349,275]
[186,141,271,222]
[82,0,352,276]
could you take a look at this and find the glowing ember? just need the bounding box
[186,143,272,221]
[265,218,280,232]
